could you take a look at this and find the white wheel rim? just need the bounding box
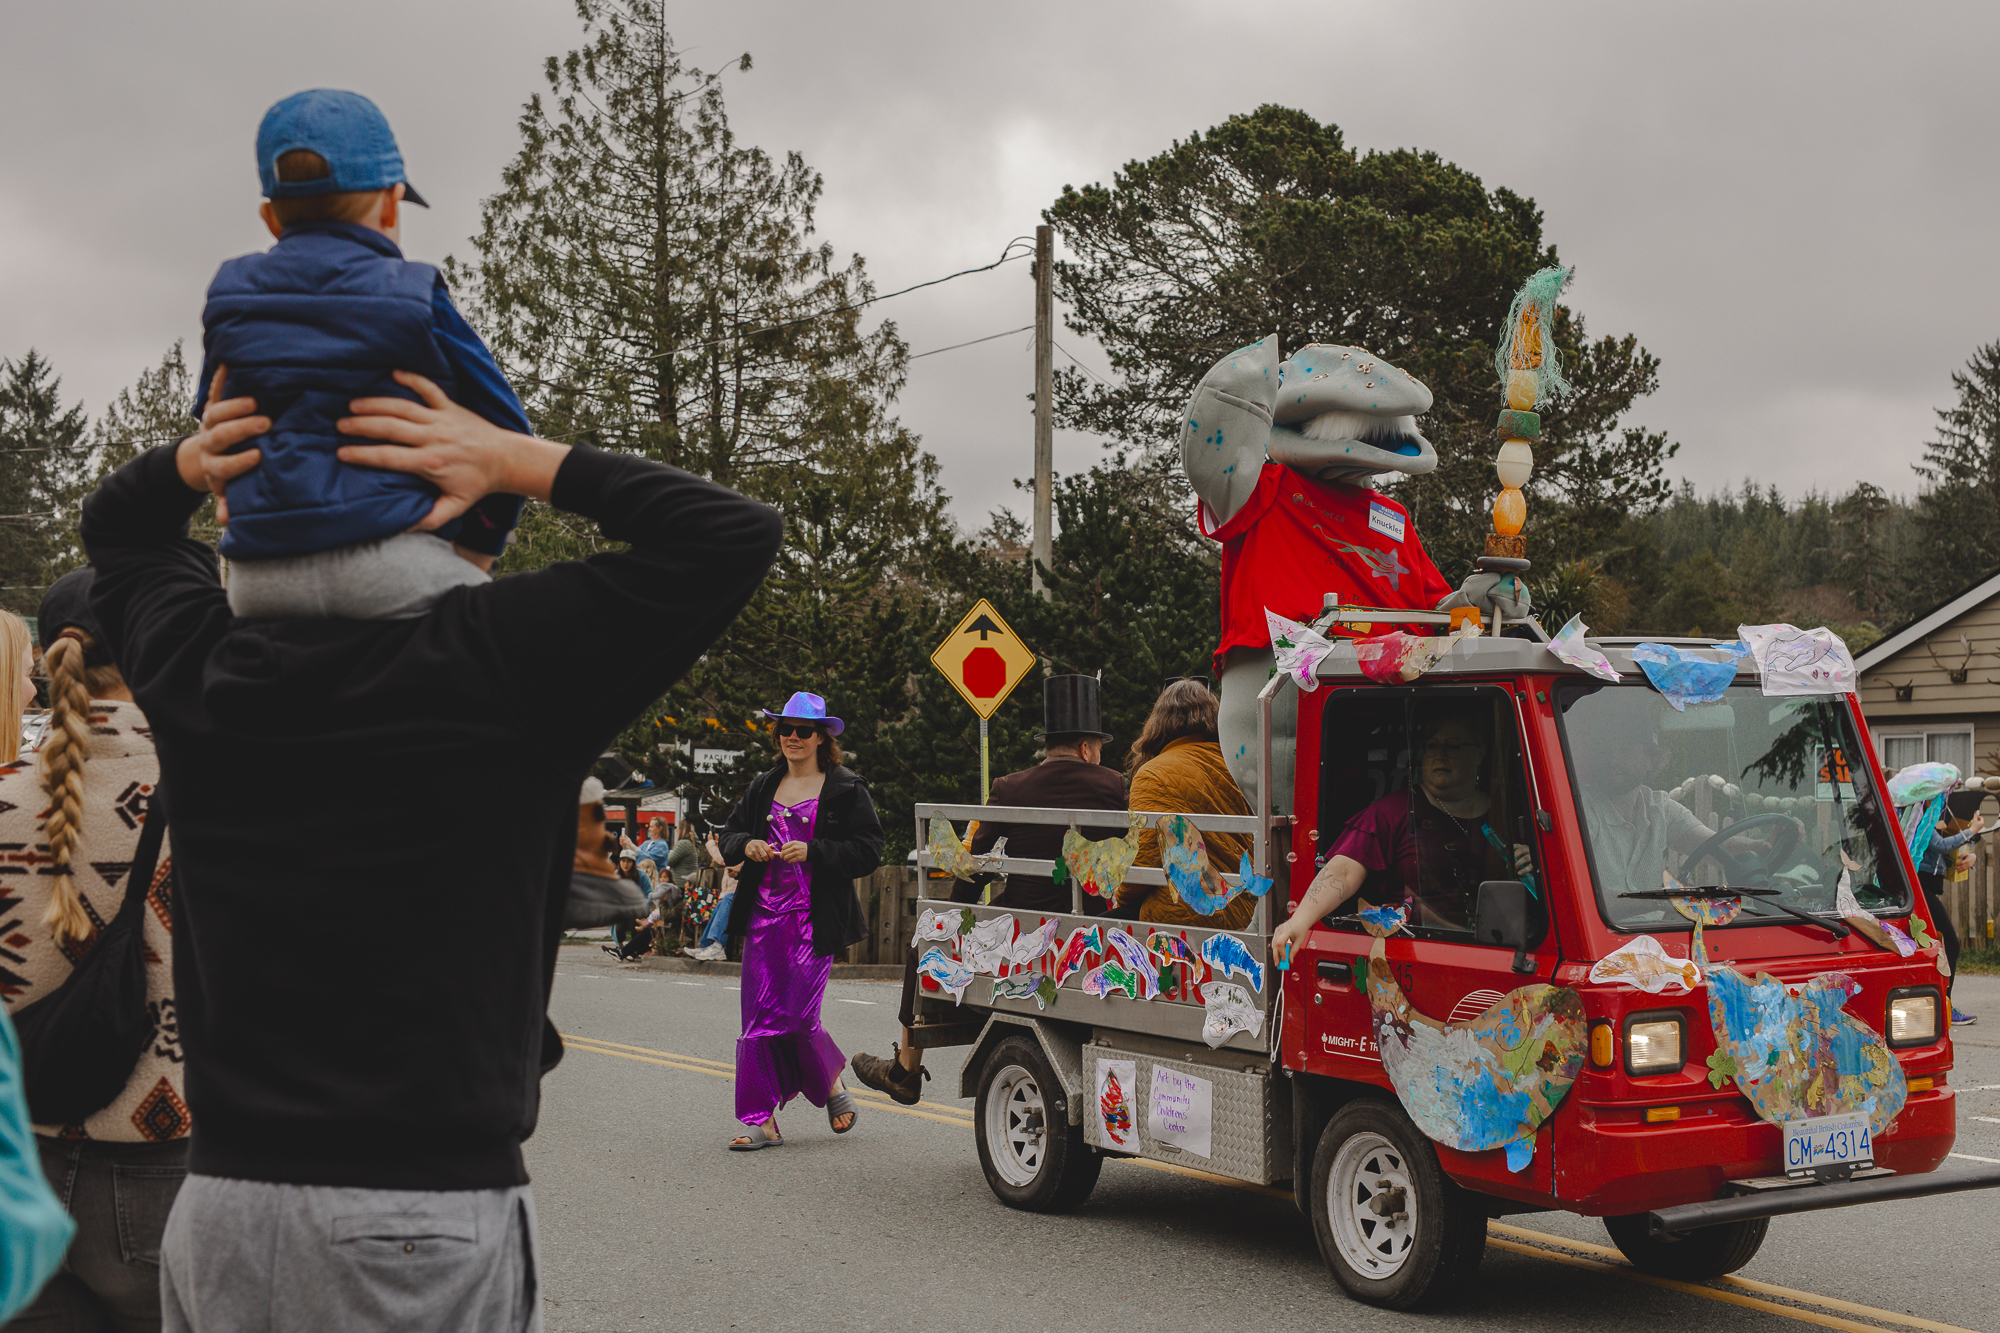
[985,1063,1047,1187]
[1328,1131,1418,1279]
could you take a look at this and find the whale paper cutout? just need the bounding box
[1104,928,1161,999]
[992,973,1060,1010]
[1200,934,1265,994]
[1589,935,1702,994]
[1010,917,1061,968]
[1061,815,1144,900]
[918,946,976,1003]
[1200,980,1264,1048]
[1705,965,1906,1135]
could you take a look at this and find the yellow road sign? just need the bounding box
[930,599,1036,720]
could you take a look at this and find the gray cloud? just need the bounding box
[5,0,1995,529]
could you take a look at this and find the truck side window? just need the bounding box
[1318,689,1544,942]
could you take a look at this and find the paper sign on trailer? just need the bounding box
[1147,1066,1213,1159]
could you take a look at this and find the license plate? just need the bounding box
[1784,1110,1873,1178]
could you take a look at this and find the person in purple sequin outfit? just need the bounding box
[716,692,882,1149]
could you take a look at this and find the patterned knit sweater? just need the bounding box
[0,702,180,1142]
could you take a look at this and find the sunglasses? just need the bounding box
[775,723,820,739]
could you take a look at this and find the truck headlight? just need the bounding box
[1624,1011,1686,1076]
[1888,988,1940,1049]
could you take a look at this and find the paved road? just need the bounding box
[530,949,2000,1333]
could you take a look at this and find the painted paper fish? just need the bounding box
[1082,960,1143,1001]
[1835,856,1910,956]
[1588,935,1702,995]
[1705,965,1906,1134]
[926,812,983,881]
[1265,607,1338,693]
[1062,816,1143,900]
[1200,980,1264,1049]
[1099,1069,1133,1144]
[1158,814,1228,912]
[917,946,976,1003]
[1010,917,1061,968]
[1365,933,1585,1171]
[1104,928,1161,999]
[1054,925,1103,987]
[1200,933,1265,994]
[910,906,973,948]
[992,973,1060,1011]
[1146,932,1201,981]
[959,913,1019,975]
[1355,903,1410,939]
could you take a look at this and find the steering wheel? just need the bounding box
[1677,812,1802,888]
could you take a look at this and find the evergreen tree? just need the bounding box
[1912,339,2000,603]
[0,352,87,614]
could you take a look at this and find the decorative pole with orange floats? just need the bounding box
[1479,266,1572,634]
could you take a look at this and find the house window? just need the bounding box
[1878,728,1975,778]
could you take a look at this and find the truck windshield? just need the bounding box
[1553,681,1911,934]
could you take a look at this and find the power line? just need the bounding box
[1053,340,1116,389]
[908,325,1034,361]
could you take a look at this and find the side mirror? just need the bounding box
[1475,880,1535,974]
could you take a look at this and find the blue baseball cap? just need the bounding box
[256,90,429,207]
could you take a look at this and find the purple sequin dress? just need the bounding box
[735,796,845,1126]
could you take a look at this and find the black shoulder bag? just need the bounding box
[13,789,168,1125]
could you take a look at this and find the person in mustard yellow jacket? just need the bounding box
[1117,679,1258,930]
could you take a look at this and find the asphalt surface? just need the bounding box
[531,950,2000,1333]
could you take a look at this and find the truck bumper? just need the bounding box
[1648,1163,2000,1235]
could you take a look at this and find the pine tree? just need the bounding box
[0,352,87,614]
[1913,339,2000,602]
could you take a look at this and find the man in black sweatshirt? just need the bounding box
[82,370,782,1332]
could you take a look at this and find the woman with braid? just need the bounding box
[0,568,182,1331]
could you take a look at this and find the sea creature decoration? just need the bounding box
[1200,933,1266,995]
[1353,624,1481,686]
[1200,981,1264,1049]
[917,946,977,1003]
[1082,960,1144,1002]
[1588,935,1703,994]
[1061,815,1144,901]
[1265,607,1340,693]
[1704,965,1907,1135]
[1365,928,1586,1172]
[992,973,1060,1010]
[1834,853,1910,956]
[1630,641,1752,712]
[1103,928,1162,999]
[1155,817,1280,918]
[1010,917,1061,968]
[959,913,1020,975]
[1054,925,1104,987]
[1146,932,1202,984]
[1355,903,1411,939]
[1098,1064,1135,1147]
[1737,623,1855,697]
[1667,872,1740,963]
[1549,615,1621,683]
[911,906,975,948]
[926,812,988,881]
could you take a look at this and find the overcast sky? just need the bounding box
[5,0,1997,529]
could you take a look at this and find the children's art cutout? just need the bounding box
[1630,641,1751,712]
[1054,925,1104,987]
[1200,934,1265,994]
[1354,903,1411,938]
[1082,960,1144,1001]
[1146,932,1202,983]
[917,946,976,1003]
[992,973,1059,1010]
[1200,980,1264,1049]
[1737,623,1855,697]
[959,913,1019,974]
[1588,934,1702,994]
[1354,625,1479,685]
[1061,816,1143,901]
[1104,928,1162,999]
[1364,931,1585,1172]
[1704,965,1907,1135]
[1155,817,1277,917]
[1266,608,1340,692]
[1096,1058,1137,1149]
[926,812,987,881]
[1668,876,1741,963]
[1834,854,1909,956]
[910,906,974,948]
[1010,918,1061,968]
[1549,615,1621,683]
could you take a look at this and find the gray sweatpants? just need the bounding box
[160,1175,540,1333]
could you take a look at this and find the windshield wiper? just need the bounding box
[1740,899,1852,940]
[1619,885,1780,901]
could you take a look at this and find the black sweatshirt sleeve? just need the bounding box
[810,780,883,879]
[717,776,766,867]
[80,445,229,700]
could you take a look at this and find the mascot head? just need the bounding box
[1270,344,1436,486]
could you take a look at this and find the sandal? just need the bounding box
[827,1090,859,1135]
[727,1125,784,1151]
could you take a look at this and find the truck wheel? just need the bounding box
[1603,1213,1767,1279]
[974,1035,1101,1213]
[1311,1099,1486,1309]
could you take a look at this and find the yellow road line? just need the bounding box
[561,1033,734,1071]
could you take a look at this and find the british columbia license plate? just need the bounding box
[1784,1110,1873,1178]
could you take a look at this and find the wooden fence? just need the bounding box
[842,865,925,966]
[1940,830,2000,959]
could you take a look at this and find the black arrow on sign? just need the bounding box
[965,613,1003,641]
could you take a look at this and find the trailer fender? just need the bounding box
[958,1014,1088,1126]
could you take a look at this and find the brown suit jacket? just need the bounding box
[967,756,1129,913]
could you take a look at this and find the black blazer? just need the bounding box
[719,764,881,957]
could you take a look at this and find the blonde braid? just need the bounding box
[38,634,95,946]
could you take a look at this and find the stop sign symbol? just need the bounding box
[961,646,1007,699]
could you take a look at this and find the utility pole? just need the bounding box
[1031,224,1054,598]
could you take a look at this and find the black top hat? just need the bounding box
[1037,674,1111,741]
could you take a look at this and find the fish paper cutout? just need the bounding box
[1737,623,1855,697]
[1104,928,1162,999]
[1200,980,1264,1049]
[1054,925,1103,987]
[1834,855,1910,956]
[1549,614,1621,683]
[1061,815,1143,901]
[1354,625,1479,685]
[1156,816,1277,918]
[1200,934,1265,994]
[1083,960,1143,1001]
[1355,903,1411,939]
[1705,965,1907,1135]
[959,913,1019,974]
[1147,932,1201,982]
[926,812,986,881]
[992,973,1060,1010]
[1010,917,1061,968]
[1667,873,1740,962]
[1365,933,1585,1171]
[1630,641,1751,712]
[911,906,975,948]
[917,946,976,1003]
[1266,607,1340,693]
[1589,934,1702,994]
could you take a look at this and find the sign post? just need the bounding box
[929,598,1036,803]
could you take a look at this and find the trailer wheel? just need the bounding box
[974,1035,1101,1213]
[1603,1213,1767,1280]
[1310,1099,1486,1309]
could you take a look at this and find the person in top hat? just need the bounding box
[850,675,1128,1107]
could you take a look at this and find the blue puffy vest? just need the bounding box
[200,222,465,560]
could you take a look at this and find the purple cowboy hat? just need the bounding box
[764,690,844,737]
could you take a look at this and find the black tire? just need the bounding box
[1604,1213,1768,1279]
[973,1035,1101,1213]
[1310,1098,1487,1309]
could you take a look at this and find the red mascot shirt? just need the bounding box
[1199,462,1451,677]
